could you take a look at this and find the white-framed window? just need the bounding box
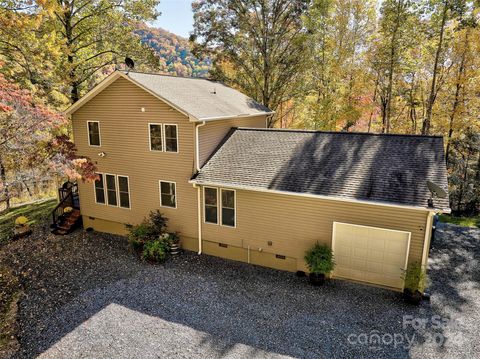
[105,174,117,206]
[118,176,131,209]
[203,187,218,224]
[203,187,236,227]
[159,181,177,208]
[87,121,101,146]
[149,123,163,151]
[164,124,178,152]
[94,173,105,204]
[148,123,178,153]
[93,173,130,209]
[221,189,236,227]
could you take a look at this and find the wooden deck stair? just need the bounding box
[52,209,82,235]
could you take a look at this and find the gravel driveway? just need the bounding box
[2,223,479,359]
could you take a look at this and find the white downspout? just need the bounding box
[195,121,206,171]
[194,121,206,255]
[193,183,202,254]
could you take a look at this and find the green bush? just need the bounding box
[304,242,335,275]
[127,211,169,251]
[142,240,168,263]
[402,262,427,292]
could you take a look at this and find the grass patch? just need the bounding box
[0,198,57,246]
[439,214,480,228]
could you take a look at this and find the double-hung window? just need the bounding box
[221,189,235,227]
[94,173,130,209]
[159,181,176,208]
[204,187,218,224]
[204,187,236,227]
[94,174,105,204]
[87,121,101,146]
[149,123,178,152]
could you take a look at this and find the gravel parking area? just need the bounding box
[1,223,479,358]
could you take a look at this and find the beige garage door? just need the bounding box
[332,222,411,289]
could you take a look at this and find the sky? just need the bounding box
[152,0,194,38]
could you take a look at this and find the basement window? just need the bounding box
[219,243,228,248]
[276,255,286,260]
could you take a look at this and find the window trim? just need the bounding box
[94,172,106,205]
[93,172,131,210]
[105,173,118,207]
[117,175,131,209]
[163,123,179,153]
[87,121,101,147]
[203,186,219,225]
[220,188,236,228]
[148,123,163,152]
[159,180,177,209]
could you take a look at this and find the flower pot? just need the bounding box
[403,288,423,305]
[308,272,325,286]
[170,242,181,255]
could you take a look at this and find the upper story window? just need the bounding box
[164,124,178,152]
[94,172,130,209]
[159,181,176,208]
[149,124,163,151]
[87,121,101,146]
[149,123,178,153]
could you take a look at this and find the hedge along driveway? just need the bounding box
[2,223,480,358]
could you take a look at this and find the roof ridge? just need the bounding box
[124,70,215,82]
[235,127,444,139]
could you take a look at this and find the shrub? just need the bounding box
[304,242,335,275]
[142,240,168,263]
[127,211,169,251]
[402,262,427,293]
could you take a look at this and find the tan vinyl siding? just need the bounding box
[72,77,198,238]
[200,188,429,272]
[198,116,267,166]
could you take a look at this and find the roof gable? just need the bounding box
[193,128,450,211]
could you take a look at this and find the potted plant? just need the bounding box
[304,242,335,286]
[402,262,427,305]
[13,216,32,239]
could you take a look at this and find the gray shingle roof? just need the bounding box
[193,128,450,210]
[126,71,272,120]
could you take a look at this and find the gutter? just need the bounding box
[190,112,275,123]
[188,179,451,214]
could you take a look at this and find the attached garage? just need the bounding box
[332,222,411,290]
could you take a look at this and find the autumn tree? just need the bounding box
[191,0,310,126]
[0,73,96,210]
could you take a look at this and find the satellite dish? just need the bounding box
[427,181,447,199]
[125,57,135,72]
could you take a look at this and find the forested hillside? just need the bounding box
[137,25,210,77]
[1,0,479,216]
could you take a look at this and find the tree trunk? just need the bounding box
[445,30,468,164]
[0,159,10,211]
[422,0,448,135]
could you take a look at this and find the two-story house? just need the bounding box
[65,70,450,291]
